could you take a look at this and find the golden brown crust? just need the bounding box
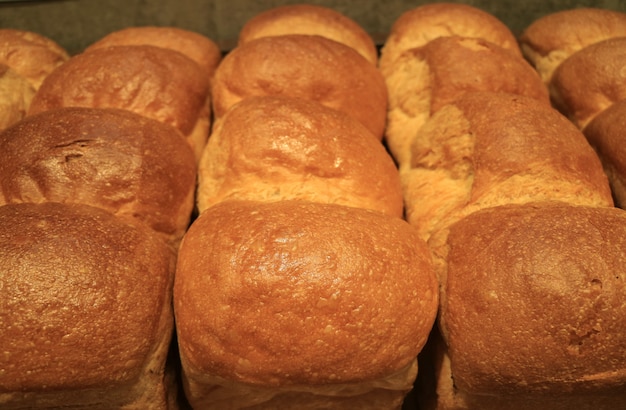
[197,95,403,217]
[0,107,196,247]
[519,8,626,85]
[238,4,378,65]
[401,91,613,242]
[175,200,438,405]
[0,64,35,131]
[550,37,626,129]
[439,202,626,399]
[0,28,69,89]
[583,98,626,208]
[382,36,549,167]
[0,202,176,409]
[379,3,521,71]
[211,34,388,139]
[85,26,222,80]
[27,45,211,160]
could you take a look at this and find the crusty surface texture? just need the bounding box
[174,200,439,408]
[238,4,378,65]
[382,36,549,167]
[85,26,222,80]
[584,98,626,209]
[0,106,196,248]
[379,2,521,71]
[211,34,388,140]
[519,8,626,85]
[27,44,210,160]
[0,64,35,131]
[197,95,403,217]
[0,202,176,409]
[401,91,613,242]
[0,28,69,89]
[549,37,626,129]
[438,202,626,402]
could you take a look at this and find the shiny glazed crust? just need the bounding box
[197,95,403,217]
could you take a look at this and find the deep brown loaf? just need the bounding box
[174,199,439,409]
[0,106,197,248]
[27,44,211,161]
[197,95,403,217]
[211,34,388,140]
[434,202,626,409]
[0,202,176,409]
[238,4,378,65]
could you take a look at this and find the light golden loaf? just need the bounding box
[433,202,626,409]
[211,34,388,140]
[583,98,626,209]
[379,2,522,71]
[27,45,211,161]
[519,7,626,85]
[0,107,197,248]
[401,91,613,243]
[549,36,626,129]
[0,64,35,131]
[84,26,223,81]
[0,202,177,409]
[238,4,378,65]
[0,28,69,89]
[197,95,403,217]
[381,35,549,167]
[174,199,439,409]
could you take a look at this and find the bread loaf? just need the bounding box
[381,35,549,167]
[379,3,522,71]
[0,106,196,248]
[211,34,388,140]
[549,36,626,129]
[0,202,177,409]
[0,65,35,131]
[0,28,69,90]
[174,200,438,409]
[519,8,626,85]
[27,45,211,161]
[400,91,613,242]
[583,98,626,209]
[433,202,626,409]
[85,26,222,81]
[238,4,378,65]
[197,95,402,217]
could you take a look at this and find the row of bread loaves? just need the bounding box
[379,4,626,409]
[0,27,223,408]
[175,4,439,409]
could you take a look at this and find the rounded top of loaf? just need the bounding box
[211,34,388,139]
[379,3,521,71]
[238,4,378,65]
[550,36,626,129]
[0,106,196,245]
[441,202,626,395]
[197,95,402,217]
[174,199,438,387]
[85,26,222,79]
[0,28,69,89]
[0,201,174,393]
[28,44,210,137]
[519,8,626,84]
